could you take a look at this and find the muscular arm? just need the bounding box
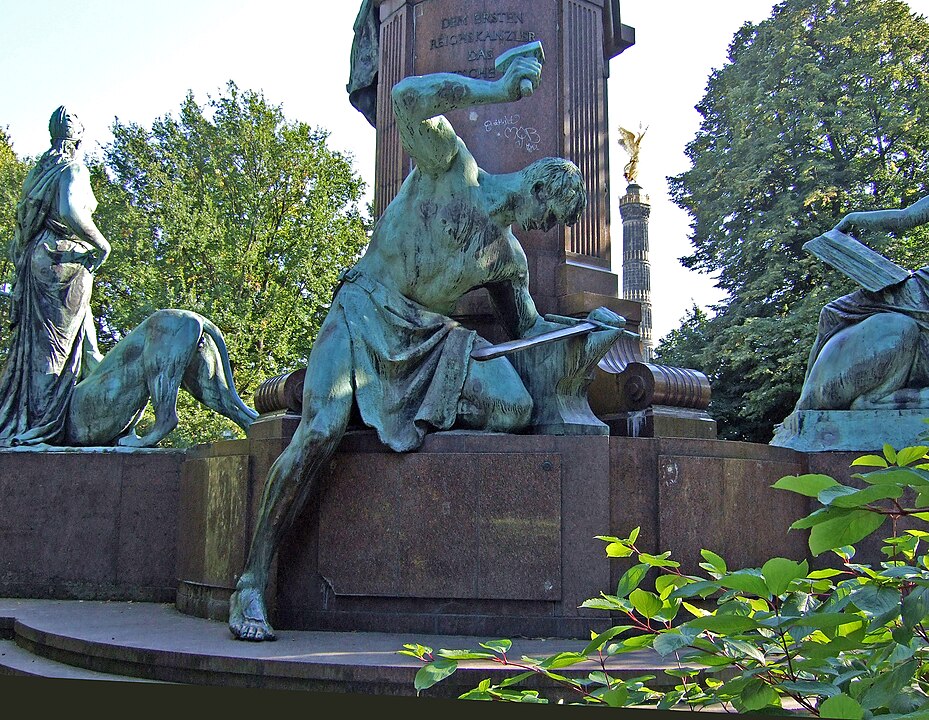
[59,163,110,270]
[484,237,558,340]
[390,57,541,175]
[836,195,929,235]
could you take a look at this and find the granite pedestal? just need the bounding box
[176,419,814,638]
[0,447,184,602]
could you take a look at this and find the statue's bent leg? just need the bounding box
[796,313,920,410]
[181,322,259,431]
[456,343,533,432]
[229,316,354,642]
[116,316,203,447]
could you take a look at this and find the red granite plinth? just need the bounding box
[0,448,184,602]
[176,425,831,638]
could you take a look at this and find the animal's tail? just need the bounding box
[199,318,260,427]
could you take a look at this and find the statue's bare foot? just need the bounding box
[117,431,149,448]
[229,587,276,642]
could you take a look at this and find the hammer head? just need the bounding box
[494,40,545,76]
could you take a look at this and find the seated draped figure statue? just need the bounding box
[0,106,257,448]
[796,195,929,411]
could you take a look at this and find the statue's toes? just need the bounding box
[234,621,276,642]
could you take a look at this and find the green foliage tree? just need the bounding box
[659,0,929,442]
[0,128,30,362]
[87,82,369,445]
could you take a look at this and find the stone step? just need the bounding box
[0,638,165,682]
[0,598,677,698]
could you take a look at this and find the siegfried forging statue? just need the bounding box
[228,44,628,641]
[0,106,257,449]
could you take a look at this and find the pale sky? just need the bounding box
[2,1,928,341]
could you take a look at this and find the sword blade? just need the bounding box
[470,322,598,362]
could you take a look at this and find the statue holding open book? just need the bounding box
[772,195,929,450]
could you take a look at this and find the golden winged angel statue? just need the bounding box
[617,124,648,184]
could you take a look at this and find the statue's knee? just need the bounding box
[887,314,920,346]
[486,388,533,433]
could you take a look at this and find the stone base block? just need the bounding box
[605,406,717,439]
[772,409,929,452]
[177,431,814,638]
[0,447,184,601]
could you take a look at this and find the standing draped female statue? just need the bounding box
[0,106,111,445]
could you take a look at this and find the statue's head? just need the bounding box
[48,106,84,152]
[517,158,587,232]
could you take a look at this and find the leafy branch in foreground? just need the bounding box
[401,443,929,715]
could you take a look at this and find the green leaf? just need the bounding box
[611,634,655,652]
[861,659,919,710]
[616,564,650,598]
[740,678,781,711]
[721,638,766,664]
[850,455,889,468]
[414,658,458,691]
[604,542,633,558]
[780,680,840,698]
[655,574,689,599]
[399,643,432,659]
[809,510,887,556]
[849,584,900,617]
[435,649,495,660]
[581,625,634,656]
[700,549,728,574]
[807,568,845,579]
[819,693,864,720]
[638,552,680,568]
[786,611,861,632]
[685,614,760,634]
[629,588,662,619]
[772,473,839,497]
[855,466,929,488]
[896,445,929,466]
[536,652,588,669]
[478,639,511,654]
[828,484,905,508]
[497,672,534,688]
[761,557,809,596]
[791,506,849,530]
[670,580,720,600]
[902,586,929,630]
[718,569,771,597]
[600,686,629,708]
[884,444,898,464]
[652,627,700,657]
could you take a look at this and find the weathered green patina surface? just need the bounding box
[774,196,929,450]
[0,107,257,449]
[229,47,626,641]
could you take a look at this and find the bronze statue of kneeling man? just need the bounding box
[229,49,625,641]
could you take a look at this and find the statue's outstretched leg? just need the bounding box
[229,316,353,641]
[797,313,920,410]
